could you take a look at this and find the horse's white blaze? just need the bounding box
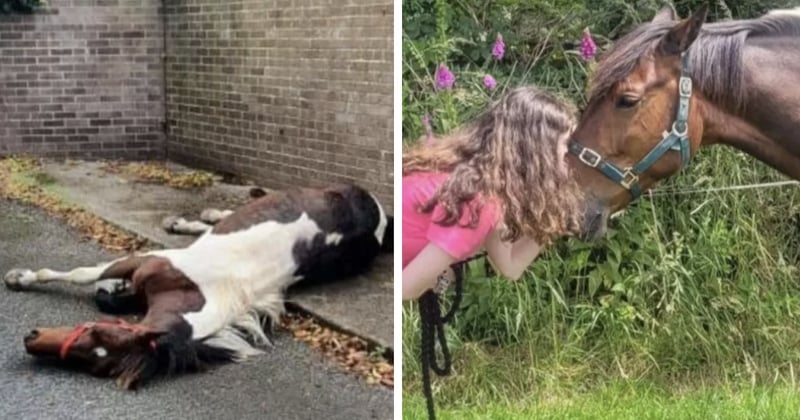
[93,347,108,358]
[325,232,343,245]
[156,212,323,341]
[369,192,388,244]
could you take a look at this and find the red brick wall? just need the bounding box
[0,0,165,159]
[163,1,394,210]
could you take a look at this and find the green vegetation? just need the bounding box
[403,0,800,417]
[404,382,800,419]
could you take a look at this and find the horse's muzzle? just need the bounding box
[23,327,71,358]
[580,203,610,242]
[24,329,39,342]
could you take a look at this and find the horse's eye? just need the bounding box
[616,95,640,109]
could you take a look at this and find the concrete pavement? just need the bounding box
[0,199,392,420]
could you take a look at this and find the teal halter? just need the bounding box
[569,53,693,200]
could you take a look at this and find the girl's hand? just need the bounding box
[402,243,457,300]
[484,229,543,281]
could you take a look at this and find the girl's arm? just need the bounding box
[402,243,456,300]
[484,228,543,281]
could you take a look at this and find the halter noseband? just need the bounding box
[59,320,156,360]
[569,53,693,200]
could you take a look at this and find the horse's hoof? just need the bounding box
[95,288,143,315]
[4,268,35,291]
[199,209,219,224]
[161,216,185,233]
[95,278,129,294]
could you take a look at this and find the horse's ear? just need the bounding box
[249,187,267,198]
[657,4,709,56]
[652,6,677,23]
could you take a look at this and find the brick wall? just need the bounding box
[0,0,165,159]
[0,1,394,209]
[164,1,394,210]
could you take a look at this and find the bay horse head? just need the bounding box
[570,6,800,240]
[23,318,164,387]
[569,6,709,239]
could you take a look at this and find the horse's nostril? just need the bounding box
[25,329,40,342]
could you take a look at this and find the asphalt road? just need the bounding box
[0,199,392,420]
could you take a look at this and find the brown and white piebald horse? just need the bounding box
[3,184,392,389]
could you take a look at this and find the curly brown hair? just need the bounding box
[403,86,584,244]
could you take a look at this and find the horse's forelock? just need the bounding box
[589,21,672,100]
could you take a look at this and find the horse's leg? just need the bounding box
[161,216,214,235]
[3,256,151,315]
[196,188,265,226]
[199,208,234,224]
[3,255,149,291]
[161,207,234,235]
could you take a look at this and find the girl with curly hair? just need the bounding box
[402,86,585,299]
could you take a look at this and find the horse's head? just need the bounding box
[570,6,709,240]
[24,318,162,388]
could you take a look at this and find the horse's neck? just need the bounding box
[700,37,800,180]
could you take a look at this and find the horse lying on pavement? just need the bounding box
[3,183,392,389]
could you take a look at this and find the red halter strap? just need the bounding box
[59,320,157,360]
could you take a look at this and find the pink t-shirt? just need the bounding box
[402,172,500,268]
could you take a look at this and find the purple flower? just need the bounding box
[580,29,597,61]
[491,33,505,60]
[483,74,497,90]
[434,64,455,90]
[422,114,434,144]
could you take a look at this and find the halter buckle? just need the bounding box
[679,76,692,98]
[620,169,639,189]
[578,148,601,168]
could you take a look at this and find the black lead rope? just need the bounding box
[418,252,487,420]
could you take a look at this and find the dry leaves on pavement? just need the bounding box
[281,313,394,389]
[0,157,147,252]
[101,161,214,189]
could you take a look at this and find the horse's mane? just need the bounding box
[589,9,800,113]
[112,327,240,388]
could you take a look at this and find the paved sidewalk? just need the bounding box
[36,161,394,349]
[0,199,392,420]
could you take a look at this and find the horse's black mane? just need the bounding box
[113,322,238,389]
[590,11,800,113]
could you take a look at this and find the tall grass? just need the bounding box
[402,0,800,411]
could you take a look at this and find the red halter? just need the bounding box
[59,320,157,360]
